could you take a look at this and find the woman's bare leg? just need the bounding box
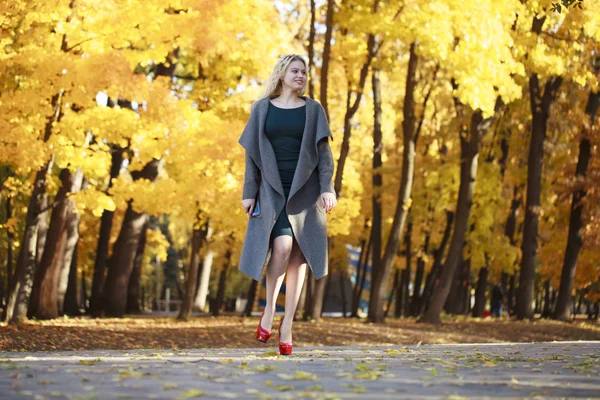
[279,238,307,343]
[261,235,293,332]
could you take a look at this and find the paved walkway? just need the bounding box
[1,342,599,399]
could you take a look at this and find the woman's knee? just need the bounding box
[272,236,293,260]
[289,241,307,265]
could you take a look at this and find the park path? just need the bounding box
[1,341,599,399]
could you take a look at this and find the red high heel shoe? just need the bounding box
[256,312,272,343]
[278,318,293,356]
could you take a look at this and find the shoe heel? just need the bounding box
[279,342,293,356]
[256,312,272,343]
[278,317,292,355]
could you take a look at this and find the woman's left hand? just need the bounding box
[321,192,337,214]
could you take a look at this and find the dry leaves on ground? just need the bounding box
[0,315,598,352]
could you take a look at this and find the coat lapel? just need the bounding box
[256,98,285,197]
[238,97,285,198]
[288,97,333,202]
[288,97,316,201]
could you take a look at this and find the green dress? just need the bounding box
[264,101,306,241]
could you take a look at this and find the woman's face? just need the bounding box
[280,60,307,92]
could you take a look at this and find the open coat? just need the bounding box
[238,95,336,281]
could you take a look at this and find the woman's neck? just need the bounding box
[274,89,303,105]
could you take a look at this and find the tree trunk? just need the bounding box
[553,91,598,321]
[244,279,258,317]
[319,0,334,119]
[179,219,209,320]
[334,37,377,199]
[339,271,348,317]
[63,237,81,316]
[419,211,454,316]
[6,92,62,323]
[36,193,49,267]
[352,227,372,317]
[410,233,429,316]
[30,166,83,320]
[367,61,384,322]
[103,159,159,317]
[194,224,214,312]
[57,180,83,315]
[126,217,148,315]
[402,222,413,317]
[517,54,563,319]
[445,256,464,315]
[307,0,316,99]
[421,102,501,324]
[461,259,471,314]
[370,43,418,323]
[472,266,489,317]
[90,146,123,317]
[213,235,233,317]
[541,280,552,318]
[388,269,400,318]
[309,274,327,320]
[5,195,15,302]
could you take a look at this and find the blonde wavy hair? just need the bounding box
[262,54,308,99]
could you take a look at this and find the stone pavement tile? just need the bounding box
[1,341,599,399]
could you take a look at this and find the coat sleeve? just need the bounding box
[317,139,335,195]
[315,104,336,196]
[243,151,260,200]
[240,103,261,200]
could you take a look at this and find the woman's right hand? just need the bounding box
[242,198,256,216]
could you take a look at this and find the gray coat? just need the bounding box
[238,95,336,281]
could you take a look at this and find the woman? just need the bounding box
[238,54,337,355]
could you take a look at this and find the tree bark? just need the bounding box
[126,217,148,314]
[517,73,563,320]
[244,279,259,317]
[472,266,489,317]
[90,146,123,317]
[303,269,314,321]
[179,219,209,320]
[445,256,464,315]
[194,224,214,312]
[63,237,81,316]
[5,194,15,305]
[213,235,234,317]
[387,269,400,318]
[421,102,502,324]
[367,60,384,322]
[307,0,316,99]
[29,166,83,320]
[339,271,348,317]
[334,35,378,199]
[418,211,454,316]
[319,0,335,119]
[5,91,62,323]
[350,230,373,317]
[57,177,84,315]
[410,232,429,316]
[541,280,552,318]
[369,43,418,323]
[102,159,159,317]
[35,194,49,268]
[309,272,328,320]
[507,273,516,316]
[516,15,563,320]
[553,90,598,321]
